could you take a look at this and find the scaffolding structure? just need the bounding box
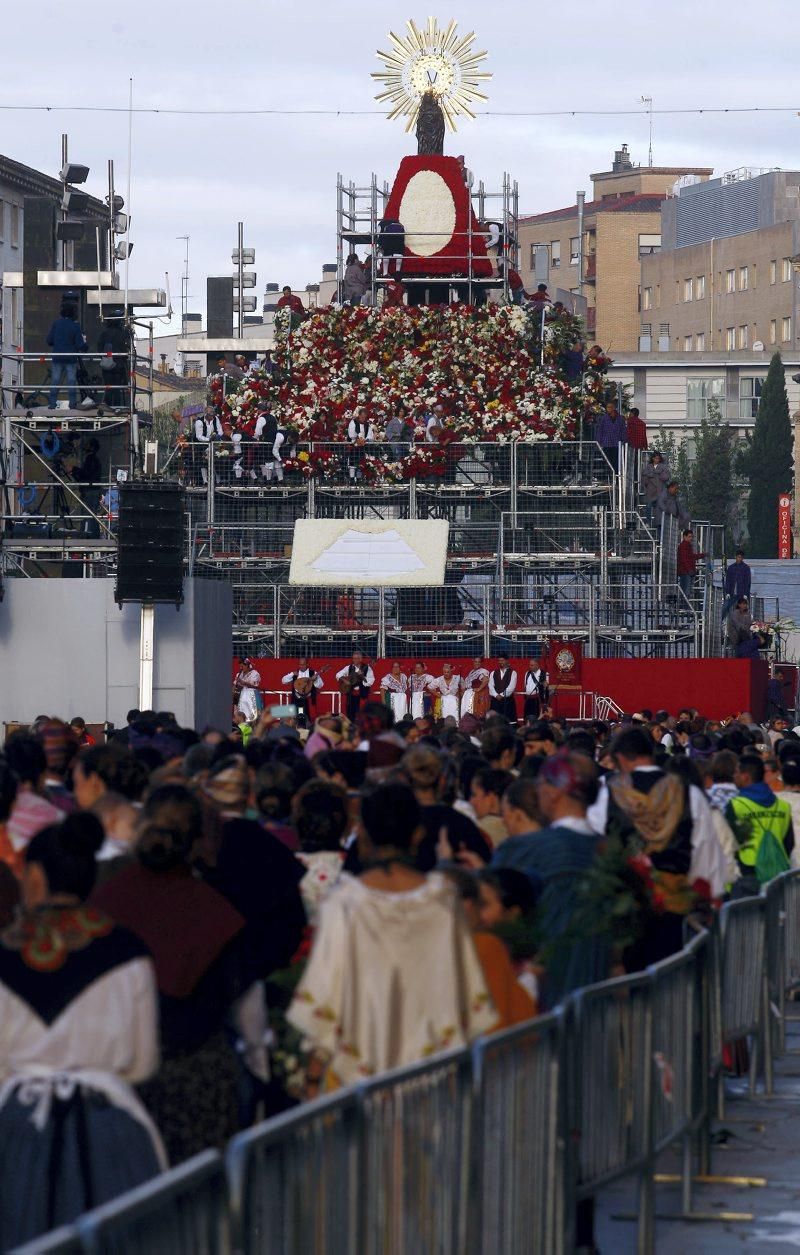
[336,169,520,305]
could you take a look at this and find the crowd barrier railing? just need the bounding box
[16,870,800,1255]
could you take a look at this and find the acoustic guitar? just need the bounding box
[293,663,332,697]
[338,665,370,696]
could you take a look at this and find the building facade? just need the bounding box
[640,169,800,353]
[517,145,712,351]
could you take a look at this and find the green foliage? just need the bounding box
[737,351,793,556]
[689,398,739,545]
[650,426,692,490]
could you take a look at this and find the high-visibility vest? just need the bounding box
[727,795,792,867]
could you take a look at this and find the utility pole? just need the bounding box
[176,235,190,335]
[641,96,653,168]
[231,225,256,338]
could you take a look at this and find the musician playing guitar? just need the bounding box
[523,655,550,724]
[281,655,326,728]
[335,650,375,721]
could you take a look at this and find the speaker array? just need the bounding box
[115,480,185,605]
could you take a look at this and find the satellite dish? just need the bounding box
[753,340,764,351]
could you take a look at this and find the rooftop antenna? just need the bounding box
[176,235,190,334]
[641,95,653,167]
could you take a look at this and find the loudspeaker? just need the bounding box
[115,480,185,605]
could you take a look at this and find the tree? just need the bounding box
[738,351,793,556]
[650,426,692,491]
[689,398,739,543]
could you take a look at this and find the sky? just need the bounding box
[6,0,800,333]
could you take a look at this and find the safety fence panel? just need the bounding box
[358,1050,472,1255]
[501,510,604,561]
[227,1092,357,1255]
[515,441,614,493]
[75,1150,229,1255]
[649,935,705,1155]
[783,871,800,996]
[764,875,787,1058]
[658,512,680,589]
[719,896,766,1042]
[472,1012,564,1255]
[569,972,653,1195]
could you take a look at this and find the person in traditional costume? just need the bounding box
[408,661,436,720]
[287,781,496,1091]
[380,661,409,722]
[489,654,518,722]
[335,651,375,721]
[233,658,262,723]
[461,656,491,721]
[430,663,462,722]
[0,814,164,1249]
[281,656,324,729]
[523,656,550,724]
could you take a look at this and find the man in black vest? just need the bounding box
[488,654,518,723]
[335,651,375,722]
[523,657,550,724]
[280,656,323,728]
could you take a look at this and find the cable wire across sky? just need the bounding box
[0,104,798,118]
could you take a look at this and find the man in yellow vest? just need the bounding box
[725,755,793,894]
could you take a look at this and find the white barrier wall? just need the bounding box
[0,578,232,732]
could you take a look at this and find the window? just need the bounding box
[739,324,749,349]
[770,260,777,285]
[783,316,792,342]
[0,199,4,241]
[687,377,725,419]
[783,258,792,282]
[740,376,764,419]
[656,284,661,306]
[739,266,749,291]
[529,243,540,269]
[684,278,694,302]
[569,236,580,265]
[696,332,706,352]
[9,203,19,248]
[726,269,735,293]
[642,286,653,311]
[684,335,694,351]
[696,275,706,300]
[550,240,561,269]
[770,319,777,344]
[638,233,661,256]
[726,327,735,350]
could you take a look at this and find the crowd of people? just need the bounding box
[0,694,796,1245]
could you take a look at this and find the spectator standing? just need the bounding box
[287,782,496,1090]
[725,756,793,893]
[0,815,163,1248]
[641,451,669,525]
[385,403,413,458]
[46,302,87,410]
[626,406,648,451]
[676,528,705,601]
[655,479,690,531]
[342,253,368,306]
[722,550,752,621]
[594,400,627,473]
[727,597,757,658]
[276,286,305,317]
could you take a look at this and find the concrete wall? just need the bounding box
[0,578,231,731]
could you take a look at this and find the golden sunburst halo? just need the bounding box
[372,17,491,133]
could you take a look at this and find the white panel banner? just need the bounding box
[289,519,449,587]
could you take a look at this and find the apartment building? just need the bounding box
[518,145,712,351]
[640,169,800,353]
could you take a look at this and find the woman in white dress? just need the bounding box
[380,662,409,722]
[461,656,491,720]
[408,661,436,720]
[233,658,262,723]
[430,663,462,721]
[287,781,496,1090]
[0,814,164,1249]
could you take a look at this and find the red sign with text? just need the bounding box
[778,494,792,559]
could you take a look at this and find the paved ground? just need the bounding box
[596,1013,800,1253]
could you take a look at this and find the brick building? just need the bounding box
[517,145,712,351]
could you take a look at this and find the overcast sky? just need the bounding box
[7,0,800,331]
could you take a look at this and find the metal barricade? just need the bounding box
[227,1091,358,1255]
[358,1049,472,1255]
[75,1150,229,1254]
[783,869,800,998]
[718,896,766,1109]
[471,1011,564,1255]
[763,874,787,1063]
[9,1226,83,1254]
[566,970,654,1253]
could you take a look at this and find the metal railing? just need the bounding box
[22,872,800,1255]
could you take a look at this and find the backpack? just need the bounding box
[755,826,790,884]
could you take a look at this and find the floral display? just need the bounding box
[205,302,613,485]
